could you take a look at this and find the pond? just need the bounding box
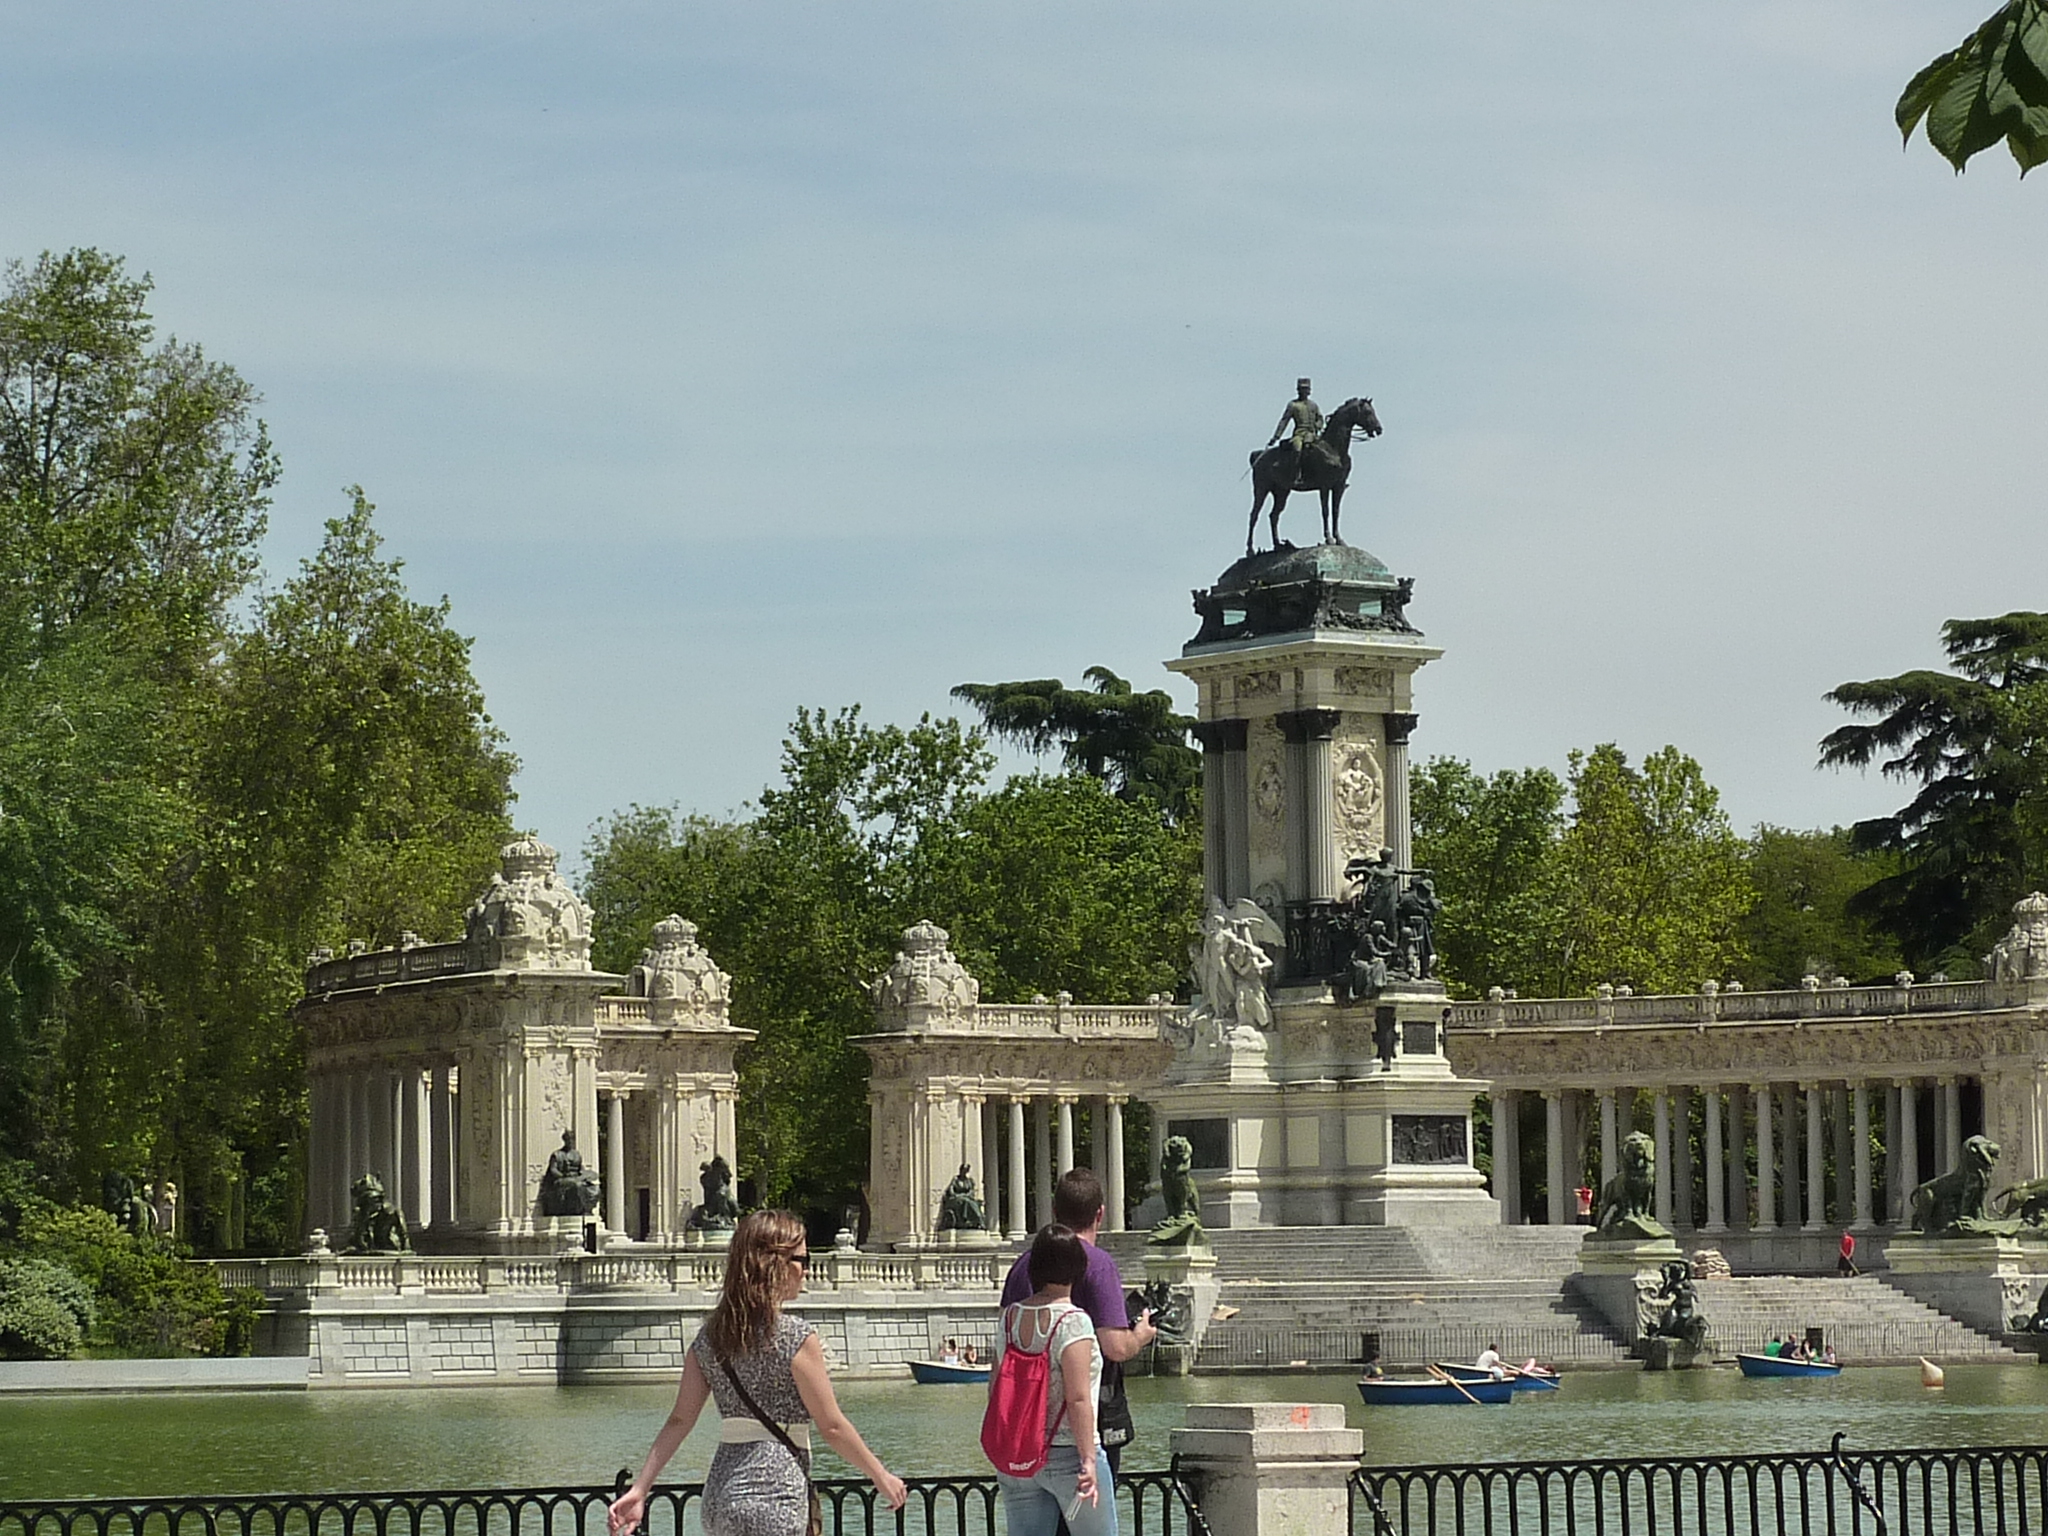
[8,1365,2048,1500]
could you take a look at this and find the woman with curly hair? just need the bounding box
[609,1211,906,1536]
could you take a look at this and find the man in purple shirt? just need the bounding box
[1001,1167,1157,1475]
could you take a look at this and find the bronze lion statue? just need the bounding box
[1911,1134,2000,1236]
[1595,1130,1669,1240]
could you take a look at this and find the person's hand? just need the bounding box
[873,1469,908,1511]
[1074,1452,1100,1505]
[1133,1309,1159,1350]
[607,1489,647,1536]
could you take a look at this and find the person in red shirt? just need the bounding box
[1838,1230,1859,1277]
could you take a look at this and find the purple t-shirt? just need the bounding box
[1001,1240,1131,1331]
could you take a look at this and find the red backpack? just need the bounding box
[980,1303,1072,1477]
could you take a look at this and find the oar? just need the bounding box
[1428,1364,1482,1405]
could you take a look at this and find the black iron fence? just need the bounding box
[1352,1436,2048,1536]
[0,1471,1205,1536]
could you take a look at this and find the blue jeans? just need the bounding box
[997,1444,1117,1536]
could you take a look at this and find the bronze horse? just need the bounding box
[1246,396,1383,556]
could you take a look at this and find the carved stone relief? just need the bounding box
[1234,670,1282,701]
[1331,718,1386,866]
[1334,666,1394,697]
[1245,717,1289,901]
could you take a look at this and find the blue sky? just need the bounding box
[4,2,2040,861]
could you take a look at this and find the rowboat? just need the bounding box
[1736,1352,1842,1379]
[1437,1363,1561,1392]
[908,1359,990,1384]
[1357,1375,1515,1406]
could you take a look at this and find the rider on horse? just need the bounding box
[1271,378,1323,456]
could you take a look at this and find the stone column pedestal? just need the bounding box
[1570,1234,1686,1347]
[1171,1403,1363,1536]
[1144,1246,1220,1376]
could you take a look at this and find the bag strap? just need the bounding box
[710,1344,811,1471]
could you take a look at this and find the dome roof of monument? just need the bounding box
[1188,540,1417,648]
[1206,541,1396,596]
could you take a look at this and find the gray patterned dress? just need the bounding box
[691,1315,815,1536]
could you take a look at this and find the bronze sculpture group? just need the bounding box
[1246,378,1383,556]
[1147,1135,1207,1248]
[346,1173,411,1253]
[936,1164,986,1232]
[689,1154,742,1231]
[538,1130,601,1219]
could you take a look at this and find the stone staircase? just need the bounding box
[1097,1227,2031,1367]
[1695,1275,2028,1363]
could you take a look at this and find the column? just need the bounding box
[1091,1097,1108,1181]
[715,1091,738,1170]
[1804,1085,1826,1232]
[605,1091,627,1237]
[1942,1078,1963,1174]
[1490,1091,1521,1224]
[364,1070,394,1194]
[1852,1082,1873,1230]
[1653,1090,1673,1227]
[982,1100,1003,1233]
[1056,1097,1076,1176]
[1383,713,1417,871]
[1755,1086,1776,1229]
[964,1095,986,1207]
[1599,1092,1619,1191]
[1673,1087,1695,1229]
[1006,1099,1028,1241]
[305,1075,330,1234]
[1278,710,1342,901]
[1833,1086,1853,1230]
[1704,1087,1726,1232]
[1033,1099,1054,1228]
[1544,1092,1567,1226]
[1884,1083,1902,1223]
[1105,1099,1127,1232]
[430,1064,457,1229]
[1727,1088,1749,1231]
[1195,721,1249,902]
[1779,1084,1802,1230]
[400,1067,427,1227]
[1897,1079,1921,1213]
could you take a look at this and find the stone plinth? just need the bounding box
[1171,1403,1363,1536]
[1144,1246,1221,1376]
[1570,1234,1686,1345]
[1883,1233,2047,1334]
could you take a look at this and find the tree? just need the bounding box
[1819,612,2048,972]
[1899,1,2048,174]
[1410,758,1565,998]
[951,668,1200,820]
[1535,745,1753,995]
[1738,827,1902,989]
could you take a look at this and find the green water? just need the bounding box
[7,1367,2048,1500]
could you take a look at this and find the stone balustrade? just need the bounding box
[206,1247,1010,1298]
[304,941,475,996]
[1449,978,1991,1030]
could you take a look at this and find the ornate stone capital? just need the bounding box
[1276,707,1342,744]
[1191,719,1249,753]
[1383,711,1419,746]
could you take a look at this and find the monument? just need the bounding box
[1152,412,1497,1228]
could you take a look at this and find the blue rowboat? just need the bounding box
[1737,1352,1842,1379]
[909,1360,989,1384]
[1357,1376,1515,1406]
[1438,1363,1561,1392]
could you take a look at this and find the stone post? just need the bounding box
[1383,712,1417,871]
[964,1094,986,1212]
[1897,1079,1920,1205]
[1056,1097,1076,1177]
[1006,1098,1028,1241]
[400,1067,428,1231]
[1703,1087,1726,1232]
[1852,1082,1873,1231]
[1104,1098,1127,1232]
[605,1091,628,1238]
[1171,1403,1363,1536]
[1754,1086,1775,1230]
[1942,1078,1963,1175]
[1804,1084,1826,1233]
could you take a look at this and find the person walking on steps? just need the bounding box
[609,1210,907,1536]
[1838,1230,1859,1278]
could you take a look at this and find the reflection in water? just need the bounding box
[6,1366,2048,1500]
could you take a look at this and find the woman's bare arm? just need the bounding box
[791,1334,907,1510]
[608,1352,712,1532]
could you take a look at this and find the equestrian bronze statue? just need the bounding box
[1246,381,1383,555]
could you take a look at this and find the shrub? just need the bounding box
[0,1257,97,1359]
[19,1205,231,1356]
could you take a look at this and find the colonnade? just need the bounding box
[308,1063,461,1238]
[970,1094,1129,1238]
[1487,1076,1979,1232]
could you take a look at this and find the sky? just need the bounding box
[2,2,2040,864]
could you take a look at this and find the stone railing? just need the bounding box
[203,1247,1010,1297]
[305,941,475,995]
[1447,978,1994,1031]
[974,999,1180,1039]
[596,996,651,1027]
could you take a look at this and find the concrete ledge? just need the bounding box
[0,1357,310,1394]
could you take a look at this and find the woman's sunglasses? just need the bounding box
[787,1251,811,1268]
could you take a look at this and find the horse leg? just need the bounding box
[1269,489,1288,550]
[1328,483,1345,546]
[1247,490,1265,557]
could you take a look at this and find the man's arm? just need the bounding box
[1270,408,1294,445]
[1096,1314,1159,1363]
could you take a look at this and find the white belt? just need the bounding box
[719,1417,811,1450]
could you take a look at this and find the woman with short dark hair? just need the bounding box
[609,1211,906,1536]
[994,1224,1114,1536]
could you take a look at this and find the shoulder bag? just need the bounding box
[711,1347,824,1536]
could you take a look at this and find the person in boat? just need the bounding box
[962,1342,979,1365]
[1763,1336,1782,1357]
[1822,1345,1838,1365]
[940,1337,961,1365]
[1473,1344,1506,1379]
